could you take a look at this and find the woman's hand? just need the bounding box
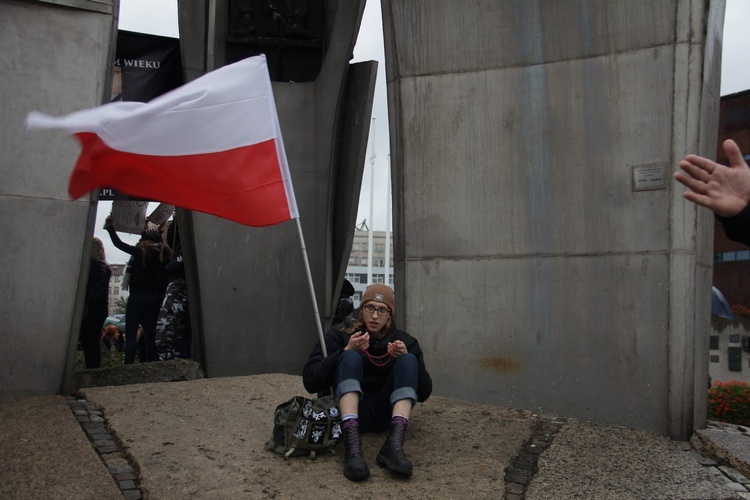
[104,215,113,229]
[346,331,370,352]
[387,340,407,358]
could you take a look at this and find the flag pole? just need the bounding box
[295,218,328,357]
[367,118,376,285]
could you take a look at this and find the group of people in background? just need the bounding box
[78,214,192,368]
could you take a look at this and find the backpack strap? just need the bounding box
[283,444,297,459]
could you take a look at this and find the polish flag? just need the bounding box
[26,55,298,227]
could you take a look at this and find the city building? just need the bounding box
[345,230,394,306]
[710,89,750,384]
[108,263,129,315]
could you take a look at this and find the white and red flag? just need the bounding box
[26,55,298,227]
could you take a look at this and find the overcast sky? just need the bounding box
[103,0,750,264]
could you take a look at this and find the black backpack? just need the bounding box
[265,395,342,458]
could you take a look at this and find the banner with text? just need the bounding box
[100,30,184,201]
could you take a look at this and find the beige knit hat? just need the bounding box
[360,284,395,314]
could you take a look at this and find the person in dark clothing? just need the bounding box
[156,220,192,360]
[79,237,111,369]
[676,139,750,245]
[303,284,432,481]
[104,216,171,364]
[332,279,355,325]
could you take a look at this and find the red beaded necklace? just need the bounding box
[364,348,391,367]
[362,326,391,366]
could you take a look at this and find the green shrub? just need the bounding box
[708,380,750,426]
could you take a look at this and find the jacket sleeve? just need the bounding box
[86,259,111,305]
[403,334,433,403]
[106,226,137,255]
[416,349,433,403]
[166,243,185,277]
[302,328,345,395]
[717,205,750,248]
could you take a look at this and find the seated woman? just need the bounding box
[302,284,432,481]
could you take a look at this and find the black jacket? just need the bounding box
[84,257,111,319]
[106,227,169,296]
[86,257,111,308]
[718,204,750,247]
[165,222,185,281]
[302,319,432,403]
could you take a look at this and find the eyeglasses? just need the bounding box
[363,304,390,316]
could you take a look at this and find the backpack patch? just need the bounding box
[265,395,342,459]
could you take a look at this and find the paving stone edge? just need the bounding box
[66,396,143,500]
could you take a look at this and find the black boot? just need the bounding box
[343,420,369,481]
[376,419,413,476]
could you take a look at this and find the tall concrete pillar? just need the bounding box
[382,0,724,439]
[177,0,377,376]
[0,0,118,394]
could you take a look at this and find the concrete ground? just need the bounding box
[2,372,750,499]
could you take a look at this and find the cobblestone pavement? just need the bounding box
[66,397,142,500]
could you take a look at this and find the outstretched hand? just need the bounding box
[674,139,750,217]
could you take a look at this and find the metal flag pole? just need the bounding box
[295,217,328,356]
[385,154,392,286]
[367,117,376,285]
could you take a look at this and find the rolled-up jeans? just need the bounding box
[336,349,418,432]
